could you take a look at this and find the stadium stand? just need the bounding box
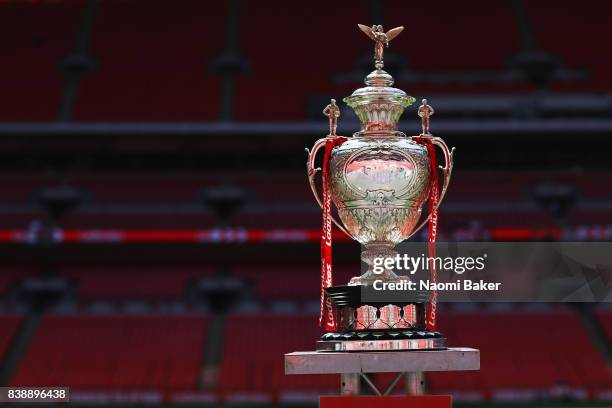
[0,0,611,405]
[11,314,208,390]
[596,310,612,348]
[233,1,370,121]
[61,211,217,229]
[0,211,46,229]
[0,170,605,205]
[218,313,337,401]
[0,268,38,295]
[0,1,83,121]
[61,265,212,300]
[74,1,225,121]
[386,0,519,71]
[1,170,609,234]
[368,0,535,96]
[526,1,612,91]
[0,315,22,361]
[232,265,355,301]
[428,309,612,399]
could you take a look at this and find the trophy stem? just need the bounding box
[349,242,402,286]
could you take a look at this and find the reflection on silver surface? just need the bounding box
[317,337,447,352]
[330,133,431,248]
[352,304,416,330]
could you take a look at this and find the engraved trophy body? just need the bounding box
[307,24,454,351]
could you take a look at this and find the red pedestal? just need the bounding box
[320,395,451,408]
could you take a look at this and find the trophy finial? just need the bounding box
[418,99,435,135]
[357,24,404,68]
[323,99,340,136]
[345,23,414,131]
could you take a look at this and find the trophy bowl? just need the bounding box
[329,132,431,284]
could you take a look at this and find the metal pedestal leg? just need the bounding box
[405,372,425,395]
[340,373,361,395]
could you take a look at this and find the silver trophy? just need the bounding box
[307,24,454,351]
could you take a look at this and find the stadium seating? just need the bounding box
[61,211,217,229]
[0,1,83,121]
[0,211,46,229]
[232,264,356,301]
[595,310,612,348]
[386,0,519,71]
[6,309,611,400]
[0,315,22,361]
[526,1,612,91]
[74,1,224,121]
[11,314,208,390]
[61,265,212,300]
[215,309,612,400]
[233,1,370,121]
[0,170,606,206]
[1,0,610,123]
[1,170,609,234]
[0,268,38,295]
[372,1,532,95]
[218,313,337,400]
[428,309,612,398]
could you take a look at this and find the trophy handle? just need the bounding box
[405,136,455,240]
[306,138,354,239]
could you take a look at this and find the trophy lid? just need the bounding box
[343,24,416,132]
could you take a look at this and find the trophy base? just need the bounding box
[317,330,446,352]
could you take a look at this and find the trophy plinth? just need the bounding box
[306,24,454,351]
[316,285,447,351]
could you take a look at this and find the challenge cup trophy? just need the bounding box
[307,24,454,351]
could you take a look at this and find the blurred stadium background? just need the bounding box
[0,0,612,406]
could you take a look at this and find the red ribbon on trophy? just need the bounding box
[413,136,439,331]
[319,136,347,331]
